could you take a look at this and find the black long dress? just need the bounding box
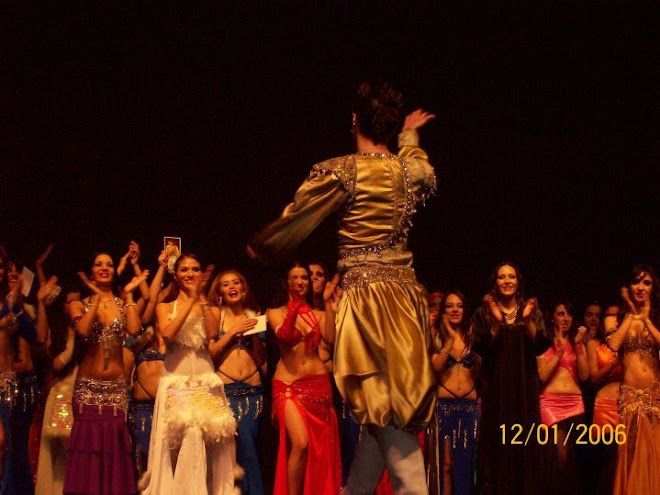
[472,305,552,495]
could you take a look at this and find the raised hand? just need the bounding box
[323,274,341,304]
[522,298,537,321]
[5,276,23,310]
[484,294,503,323]
[124,270,150,294]
[443,314,459,340]
[620,287,636,315]
[402,109,436,132]
[37,276,59,302]
[78,271,101,295]
[35,243,54,286]
[128,240,140,266]
[35,243,54,268]
[157,249,167,268]
[574,325,588,345]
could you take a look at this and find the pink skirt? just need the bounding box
[539,393,584,426]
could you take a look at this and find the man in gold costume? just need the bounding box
[249,81,436,494]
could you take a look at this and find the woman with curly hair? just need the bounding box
[250,80,437,493]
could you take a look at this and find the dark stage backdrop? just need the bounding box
[2,2,658,315]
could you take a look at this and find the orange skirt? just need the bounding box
[613,384,660,495]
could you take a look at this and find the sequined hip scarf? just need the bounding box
[73,376,129,415]
[618,382,660,424]
[0,371,17,410]
[434,397,480,451]
[225,382,263,422]
[341,264,416,290]
[15,370,40,412]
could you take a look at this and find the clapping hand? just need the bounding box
[484,294,503,323]
[124,270,150,294]
[523,298,537,321]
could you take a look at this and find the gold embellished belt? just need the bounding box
[618,382,660,422]
[73,377,129,414]
[341,264,416,290]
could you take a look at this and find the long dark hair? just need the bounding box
[546,299,581,347]
[487,261,526,305]
[273,261,313,308]
[625,264,660,324]
[436,290,472,349]
[163,253,202,303]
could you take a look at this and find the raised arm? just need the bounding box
[34,243,54,288]
[574,326,590,382]
[522,298,540,342]
[122,271,149,335]
[430,317,458,373]
[248,160,352,263]
[607,288,635,352]
[141,250,168,325]
[587,337,617,384]
[35,276,58,345]
[537,343,563,384]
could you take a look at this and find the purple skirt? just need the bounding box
[63,403,136,494]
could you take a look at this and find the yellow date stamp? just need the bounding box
[500,423,627,446]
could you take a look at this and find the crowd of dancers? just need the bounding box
[1,81,658,495]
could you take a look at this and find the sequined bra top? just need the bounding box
[136,346,165,366]
[623,331,655,354]
[83,297,126,346]
[167,300,208,351]
[445,351,476,369]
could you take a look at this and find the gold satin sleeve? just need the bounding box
[249,164,350,263]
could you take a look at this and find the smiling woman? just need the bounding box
[63,252,146,495]
[266,261,341,495]
[606,265,660,494]
[471,261,550,495]
[140,254,238,495]
[208,269,266,495]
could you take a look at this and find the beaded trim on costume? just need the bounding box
[226,385,263,422]
[338,154,414,260]
[73,376,129,414]
[309,155,357,211]
[0,371,17,409]
[618,382,660,422]
[341,264,416,290]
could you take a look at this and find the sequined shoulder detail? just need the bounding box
[309,155,357,200]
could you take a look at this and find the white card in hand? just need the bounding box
[21,267,35,297]
[243,314,267,336]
